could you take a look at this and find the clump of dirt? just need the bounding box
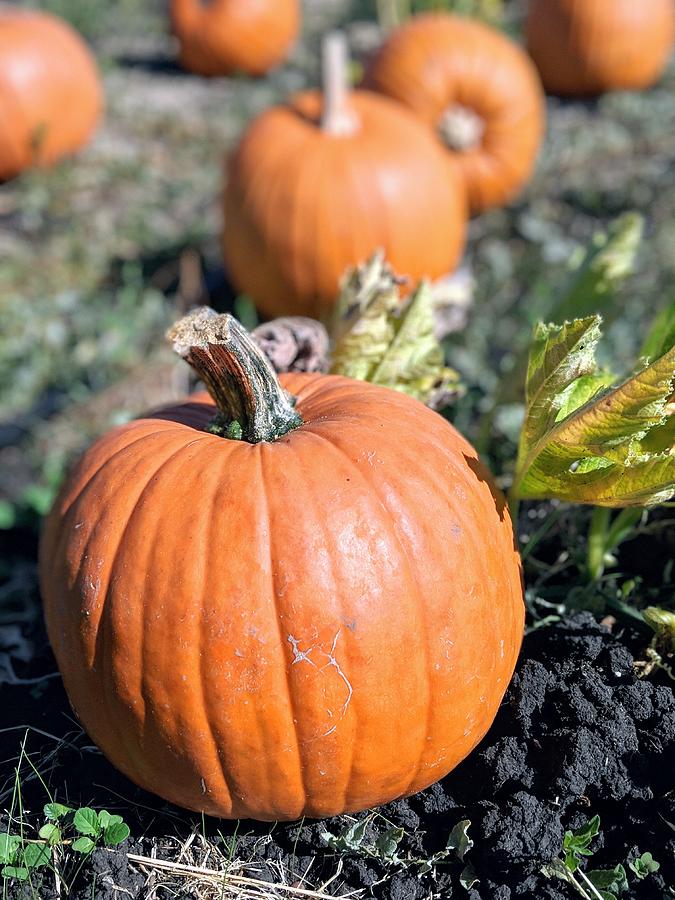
[2,583,673,899]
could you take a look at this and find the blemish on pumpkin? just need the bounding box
[286,631,353,735]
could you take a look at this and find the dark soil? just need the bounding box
[1,536,673,900]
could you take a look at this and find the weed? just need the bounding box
[544,816,661,900]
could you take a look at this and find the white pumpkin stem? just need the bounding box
[321,31,359,136]
[167,307,302,443]
[438,104,485,152]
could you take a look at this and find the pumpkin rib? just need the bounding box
[119,437,240,811]
[193,444,248,816]
[87,438,202,790]
[312,429,432,802]
[326,420,492,793]
[257,444,308,816]
[287,432,359,813]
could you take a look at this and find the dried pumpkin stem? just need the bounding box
[321,31,359,136]
[167,307,302,443]
[438,104,485,152]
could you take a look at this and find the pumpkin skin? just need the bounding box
[0,8,102,181]
[169,0,300,77]
[39,374,524,821]
[223,92,467,319]
[363,14,545,213]
[526,0,675,97]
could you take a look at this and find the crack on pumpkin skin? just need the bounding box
[286,630,353,738]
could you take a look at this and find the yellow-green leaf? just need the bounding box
[330,253,462,409]
[513,317,675,507]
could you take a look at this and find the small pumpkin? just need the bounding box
[39,308,524,822]
[0,8,102,181]
[363,13,545,214]
[525,0,675,96]
[169,0,300,77]
[223,33,467,320]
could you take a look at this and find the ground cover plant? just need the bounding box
[1,0,674,898]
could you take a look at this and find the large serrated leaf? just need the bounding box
[513,318,675,507]
[330,253,462,409]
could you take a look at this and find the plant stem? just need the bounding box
[321,32,358,136]
[586,506,611,581]
[167,308,302,444]
[375,0,408,29]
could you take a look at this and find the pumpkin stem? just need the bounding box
[438,104,485,152]
[321,31,359,136]
[167,307,303,443]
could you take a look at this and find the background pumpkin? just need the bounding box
[39,309,524,822]
[169,0,300,77]
[0,7,102,182]
[363,13,545,214]
[525,0,675,97]
[223,33,467,320]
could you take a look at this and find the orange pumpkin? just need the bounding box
[169,0,300,77]
[0,8,102,181]
[39,309,524,822]
[363,14,545,214]
[223,33,467,320]
[526,0,675,96]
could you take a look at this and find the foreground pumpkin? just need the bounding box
[223,33,467,319]
[526,0,675,97]
[363,13,545,213]
[40,308,524,821]
[0,8,102,181]
[169,0,299,77]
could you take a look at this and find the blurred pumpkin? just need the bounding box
[0,7,102,181]
[223,33,467,319]
[526,0,675,96]
[363,13,545,214]
[39,307,525,822]
[169,0,300,77]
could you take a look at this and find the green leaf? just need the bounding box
[97,810,121,829]
[321,818,369,853]
[72,836,96,854]
[44,803,72,821]
[640,301,675,362]
[459,863,480,890]
[374,826,404,862]
[553,213,643,323]
[1,865,29,880]
[562,815,601,871]
[628,851,660,879]
[22,843,50,869]
[0,500,16,530]
[0,834,20,865]
[73,808,100,837]
[642,607,675,652]
[103,822,130,847]
[447,819,473,862]
[587,864,628,897]
[330,253,462,409]
[38,824,61,845]
[513,317,675,507]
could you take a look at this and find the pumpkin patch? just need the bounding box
[2,2,675,897]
